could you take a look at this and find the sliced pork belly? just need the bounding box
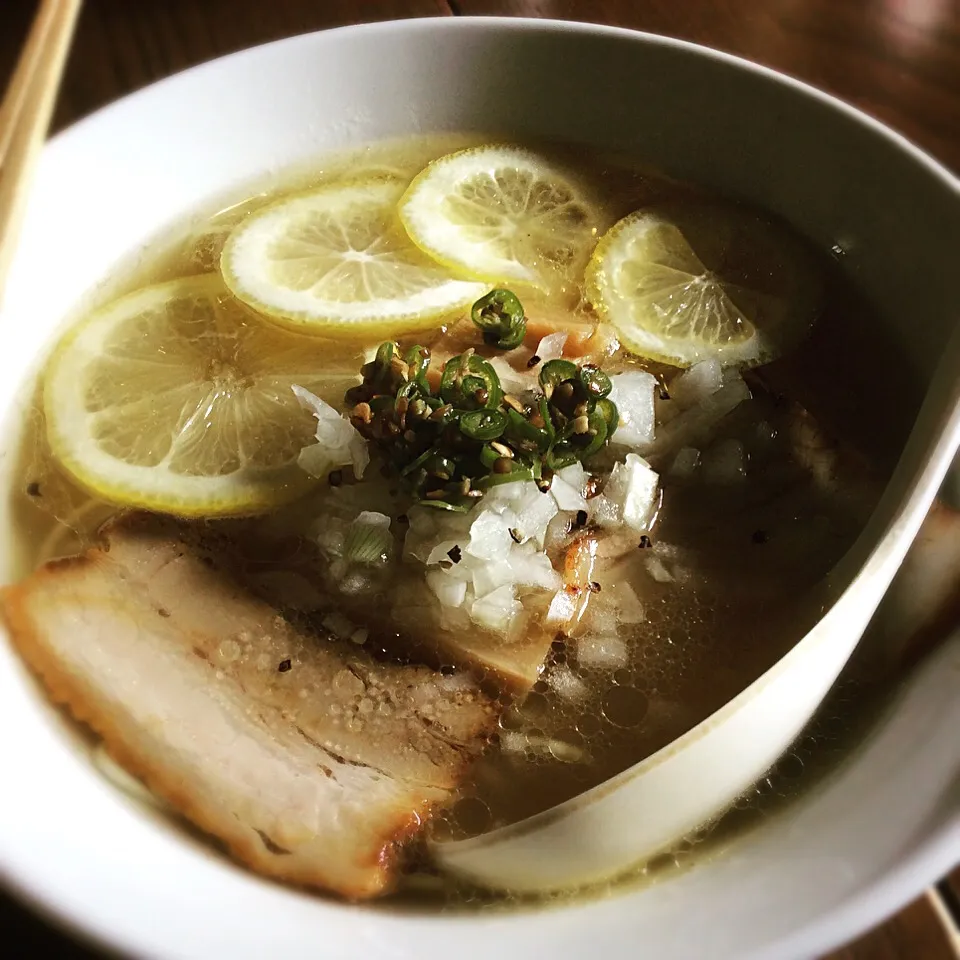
[0,513,497,899]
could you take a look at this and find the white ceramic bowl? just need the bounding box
[0,18,958,960]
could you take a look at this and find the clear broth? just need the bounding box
[7,134,924,907]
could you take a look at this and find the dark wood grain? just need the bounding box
[0,1,958,959]
[455,0,960,172]
[1,0,452,130]
[827,894,959,960]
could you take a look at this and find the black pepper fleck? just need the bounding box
[447,545,462,564]
[588,581,601,593]
[526,354,542,369]
[574,509,588,528]
[278,659,292,673]
[638,535,652,549]
[26,482,41,497]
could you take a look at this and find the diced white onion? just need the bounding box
[556,462,589,496]
[668,359,723,408]
[601,454,659,532]
[548,664,590,702]
[426,539,466,566]
[702,438,747,484]
[546,588,579,626]
[488,357,531,396]
[588,493,622,529]
[645,556,675,583]
[669,446,701,480]
[651,372,750,455]
[466,509,514,562]
[292,384,369,479]
[609,371,657,449]
[535,332,569,363]
[508,542,562,591]
[550,473,588,512]
[426,569,468,608]
[470,584,522,634]
[575,634,629,670]
[544,511,575,553]
[605,578,646,624]
[471,558,516,599]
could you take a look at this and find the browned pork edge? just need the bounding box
[0,520,497,899]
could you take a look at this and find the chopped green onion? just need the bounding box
[418,498,472,512]
[343,512,394,564]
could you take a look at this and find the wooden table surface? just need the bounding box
[1,1,959,957]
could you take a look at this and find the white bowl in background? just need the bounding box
[0,18,958,960]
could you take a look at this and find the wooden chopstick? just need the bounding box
[0,0,83,296]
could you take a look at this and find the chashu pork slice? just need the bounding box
[0,513,497,899]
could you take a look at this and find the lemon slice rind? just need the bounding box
[43,275,328,518]
[398,146,599,291]
[221,177,487,336]
[587,210,764,368]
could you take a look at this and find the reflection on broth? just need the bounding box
[1,135,921,906]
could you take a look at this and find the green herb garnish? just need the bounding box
[346,291,617,509]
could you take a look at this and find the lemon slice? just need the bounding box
[398,146,599,291]
[221,177,487,336]
[586,202,822,367]
[43,274,363,517]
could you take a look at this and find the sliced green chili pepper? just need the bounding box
[596,397,619,434]
[423,454,457,480]
[404,344,431,388]
[579,364,612,400]
[537,396,556,444]
[545,447,580,471]
[471,289,527,350]
[479,443,503,469]
[401,443,443,477]
[476,464,535,488]
[505,408,551,453]
[578,408,610,459]
[440,353,503,410]
[539,359,579,393]
[459,408,508,441]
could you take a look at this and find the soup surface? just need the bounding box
[2,134,919,906]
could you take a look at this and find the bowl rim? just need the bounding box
[2,14,959,960]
